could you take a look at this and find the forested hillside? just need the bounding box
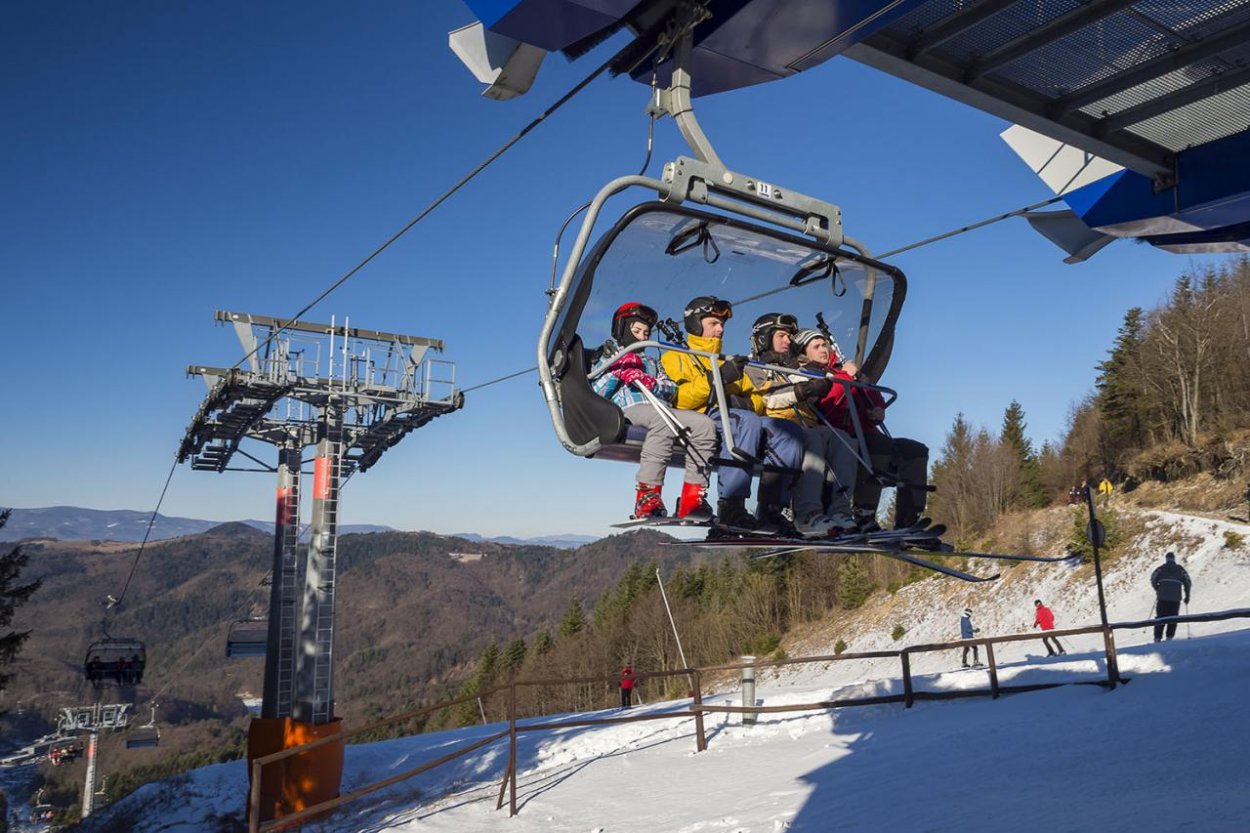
[929,258,1250,545]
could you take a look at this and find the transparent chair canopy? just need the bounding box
[549,203,906,381]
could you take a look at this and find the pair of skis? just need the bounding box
[617,515,1078,582]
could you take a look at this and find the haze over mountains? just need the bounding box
[0,506,596,549]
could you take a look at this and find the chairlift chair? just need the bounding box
[226,617,269,658]
[126,704,161,749]
[83,636,147,689]
[538,27,906,476]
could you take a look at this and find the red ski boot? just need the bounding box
[676,482,714,523]
[632,483,667,520]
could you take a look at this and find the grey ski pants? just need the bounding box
[795,425,856,522]
[624,403,717,487]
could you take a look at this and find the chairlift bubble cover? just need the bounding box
[548,203,905,383]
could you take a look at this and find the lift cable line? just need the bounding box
[229,31,666,376]
[876,195,1065,260]
[109,456,179,612]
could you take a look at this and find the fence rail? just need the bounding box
[249,608,1250,831]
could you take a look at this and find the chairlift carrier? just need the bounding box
[538,26,907,469]
[83,636,147,689]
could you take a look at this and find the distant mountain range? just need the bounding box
[0,506,597,549]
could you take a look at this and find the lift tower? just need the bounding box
[177,311,462,822]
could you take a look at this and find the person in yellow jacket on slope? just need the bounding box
[660,296,803,534]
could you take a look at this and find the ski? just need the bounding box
[878,550,999,582]
[611,516,774,538]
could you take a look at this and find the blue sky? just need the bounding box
[0,2,1222,538]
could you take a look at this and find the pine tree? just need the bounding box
[1000,401,1046,508]
[533,628,554,656]
[558,597,586,638]
[1096,307,1149,466]
[1,510,41,694]
[501,637,527,675]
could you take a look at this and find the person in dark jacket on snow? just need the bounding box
[1033,599,1066,656]
[959,607,981,667]
[1151,552,1192,642]
[593,302,718,523]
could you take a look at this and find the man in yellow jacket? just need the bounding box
[661,296,803,533]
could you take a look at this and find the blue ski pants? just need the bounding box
[709,408,804,500]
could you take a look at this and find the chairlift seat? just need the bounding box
[125,727,160,749]
[226,618,268,658]
[84,637,147,688]
[544,202,905,469]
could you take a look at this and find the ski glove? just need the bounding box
[1185,595,1190,604]
[715,355,750,386]
[617,367,656,390]
[794,377,833,402]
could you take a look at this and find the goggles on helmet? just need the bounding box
[751,313,798,339]
[685,297,732,321]
[612,302,659,344]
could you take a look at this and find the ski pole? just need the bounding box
[1185,601,1191,639]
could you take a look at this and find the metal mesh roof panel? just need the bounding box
[864,0,1250,162]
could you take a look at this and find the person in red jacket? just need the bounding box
[620,665,635,709]
[1033,599,1066,656]
[792,329,930,531]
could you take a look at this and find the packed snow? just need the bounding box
[19,510,1250,832]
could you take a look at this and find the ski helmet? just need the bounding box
[683,296,732,335]
[750,312,799,356]
[611,302,658,346]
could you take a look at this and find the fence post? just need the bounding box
[985,642,1000,699]
[740,656,757,726]
[1102,628,1120,690]
[249,759,262,833]
[691,670,707,753]
[901,651,914,708]
[508,683,518,816]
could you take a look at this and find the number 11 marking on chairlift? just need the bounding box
[754,180,773,198]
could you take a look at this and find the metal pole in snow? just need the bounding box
[740,656,757,726]
[656,568,689,670]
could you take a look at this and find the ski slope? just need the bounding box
[53,510,1250,832]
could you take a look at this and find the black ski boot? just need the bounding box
[754,471,798,537]
[713,496,757,537]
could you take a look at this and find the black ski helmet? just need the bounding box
[683,296,732,335]
[611,302,658,346]
[750,312,799,356]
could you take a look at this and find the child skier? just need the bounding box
[592,302,717,521]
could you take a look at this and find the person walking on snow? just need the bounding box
[620,665,635,709]
[593,302,718,523]
[1151,552,1192,642]
[960,607,981,667]
[661,296,804,534]
[1033,599,1066,656]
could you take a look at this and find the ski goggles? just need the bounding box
[685,297,733,321]
[614,302,658,327]
[751,313,799,340]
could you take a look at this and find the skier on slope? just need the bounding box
[591,302,718,522]
[1033,599,1066,656]
[960,607,982,667]
[1150,552,1192,642]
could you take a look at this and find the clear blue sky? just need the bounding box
[0,2,1224,538]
